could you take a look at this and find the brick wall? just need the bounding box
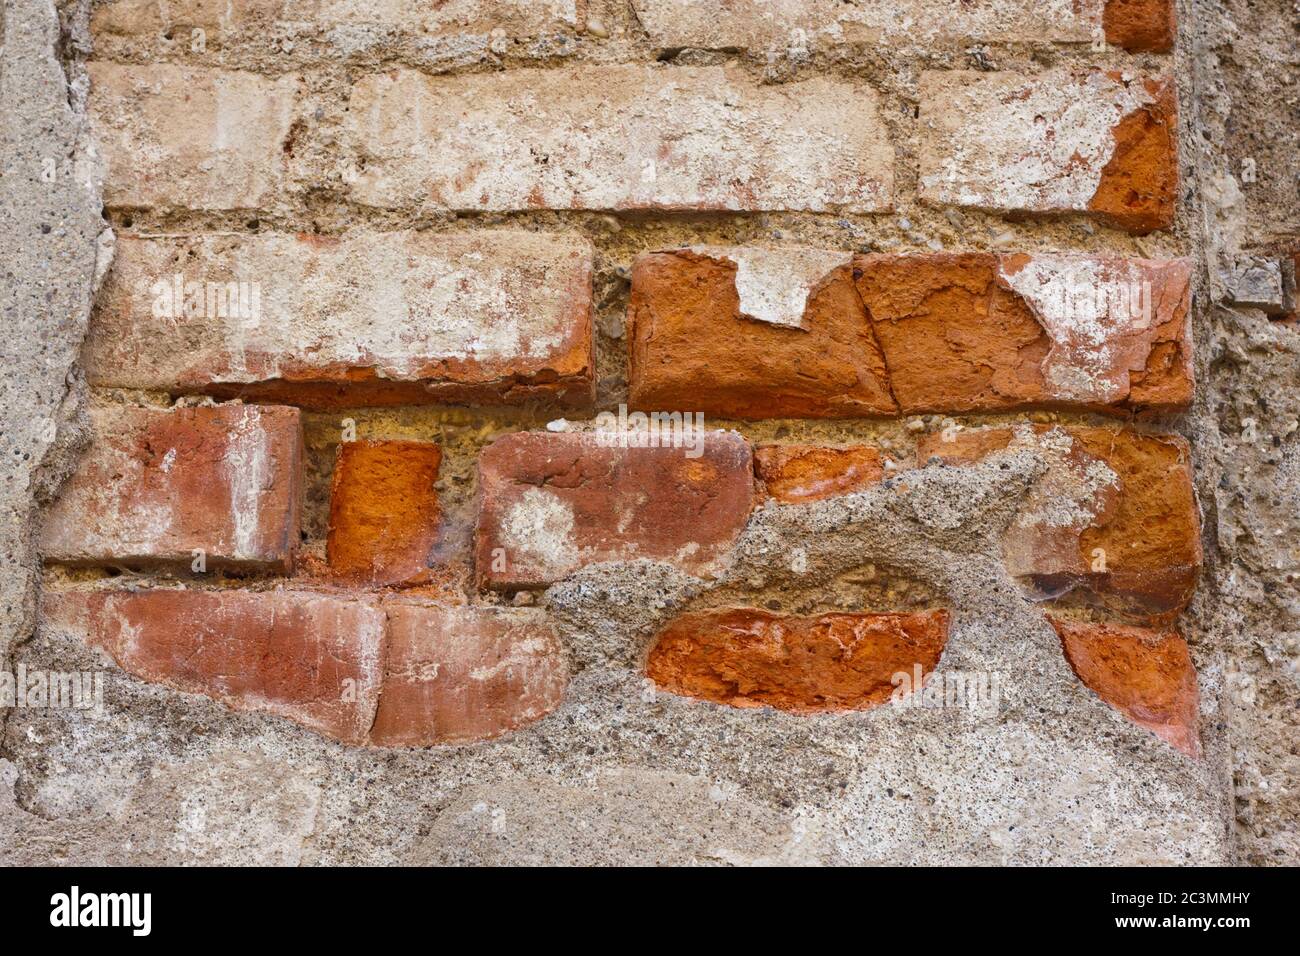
[43,0,1204,765]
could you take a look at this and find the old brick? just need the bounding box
[1102,0,1177,53]
[755,444,885,504]
[629,248,1192,417]
[475,431,756,589]
[628,248,895,418]
[327,441,442,586]
[917,425,1201,621]
[48,588,386,745]
[345,65,893,212]
[370,601,567,747]
[918,71,1178,234]
[93,0,585,44]
[646,608,950,713]
[1049,616,1199,756]
[86,231,594,408]
[40,404,302,572]
[88,63,299,210]
[855,253,1193,413]
[633,0,1172,52]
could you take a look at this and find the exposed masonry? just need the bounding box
[12,0,1278,865]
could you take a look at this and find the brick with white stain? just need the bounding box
[633,0,1174,52]
[475,431,756,589]
[87,230,594,408]
[89,63,301,210]
[345,64,894,213]
[917,70,1179,233]
[41,404,302,573]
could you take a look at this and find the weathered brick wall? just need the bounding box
[3,0,1293,864]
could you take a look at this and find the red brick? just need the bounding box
[40,404,302,573]
[369,601,567,747]
[47,588,386,745]
[629,248,1193,418]
[345,65,893,212]
[327,441,443,587]
[918,71,1178,234]
[1103,0,1177,53]
[917,425,1202,622]
[1049,616,1199,756]
[754,444,885,504]
[475,431,756,589]
[646,608,950,713]
[86,231,594,409]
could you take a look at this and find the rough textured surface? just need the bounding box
[40,403,303,572]
[475,430,756,588]
[87,231,595,408]
[45,588,386,745]
[918,424,1202,623]
[1,0,1295,868]
[345,65,895,212]
[755,444,885,503]
[630,249,1193,417]
[646,608,950,712]
[370,601,567,747]
[632,0,1174,52]
[1049,615,1200,757]
[327,440,442,586]
[918,70,1178,233]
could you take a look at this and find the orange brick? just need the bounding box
[1049,616,1200,756]
[40,404,302,573]
[917,425,1202,622]
[754,444,885,503]
[647,608,951,713]
[327,441,443,587]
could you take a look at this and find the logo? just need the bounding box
[49,886,151,936]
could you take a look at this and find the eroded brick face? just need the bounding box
[646,608,951,712]
[1049,616,1199,756]
[475,431,756,589]
[47,588,386,745]
[370,602,567,747]
[40,404,302,572]
[918,425,1202,623]
[327,441,443,586]
[629,249,1192,417]
[755,444,886,503]
[917,71,1178,233]
[87,232,594,408]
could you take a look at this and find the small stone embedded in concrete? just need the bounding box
[40,404,303,573]
[1227,258,1287,313]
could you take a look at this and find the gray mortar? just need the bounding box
[0,0,1291,864]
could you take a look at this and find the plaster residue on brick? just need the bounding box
[688,245,852,328]
[500,487,580,578]
[918,69,1156,214]
[345,65,894,212]
[998,255,1191,404]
